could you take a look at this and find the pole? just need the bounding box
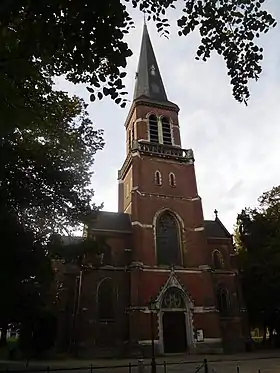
[75,269,83,355]
[204,359,208,373]
[150,311,156,373]
[72,269,83,356]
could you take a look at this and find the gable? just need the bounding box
[151,270,194,309]
[204,219,231,239]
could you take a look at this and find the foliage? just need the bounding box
[235,186,280,341]
[0,210,53,346]
[0,0,277,107]
[1,17,104,349]
[49,234,111,268]
[0,73,104,236]
[19,309,57,357]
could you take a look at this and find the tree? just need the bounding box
[1,88,104,236]
[0,209,53,346]
[235,187,280,346]
[0,0,277,108]
[0,65,104,346]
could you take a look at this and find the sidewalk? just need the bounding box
[0,351,280,370]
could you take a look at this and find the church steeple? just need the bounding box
[133,23,168,102]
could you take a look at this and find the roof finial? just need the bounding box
[214,209,218,220]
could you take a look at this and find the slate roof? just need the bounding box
[204,219,231,239]
[133,23,168,102]
[86,211,230,238]
[90,211,132,233]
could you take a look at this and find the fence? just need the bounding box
[0,359,209,373]
[0,357,275,373]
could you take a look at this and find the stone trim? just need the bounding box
[126,306,147,312]
[142,266,203,274]
[139,340,160,345]
[127,305,218,314]
[212,269,238,276]
[202,338,222,343]
[131,221,153,228]
[193,306,218,313]
[135,188,201,202]
[124,202,132,213]
[90,228,132,235]
[194,227,204,232]
[124,100,179,129]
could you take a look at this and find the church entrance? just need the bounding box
[163,311,187,353]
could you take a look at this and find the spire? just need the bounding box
[133,23,168,102]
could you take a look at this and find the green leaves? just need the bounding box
[0,0,276,106]
[235,185,280,330]
[176,0,276,105]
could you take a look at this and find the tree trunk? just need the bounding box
[0,324,8,346]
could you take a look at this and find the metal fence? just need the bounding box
[0,359,209,373]
[0,357,275,373]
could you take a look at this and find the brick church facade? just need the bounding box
[54,24,247,357]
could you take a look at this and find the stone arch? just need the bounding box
[159,286,194,353]
[153,208,185,231]
[154,210,182,266]
[154,170,162,186]
[169,172,176,187]
[96,277,115,321]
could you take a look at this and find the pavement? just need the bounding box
[1,351,280,373]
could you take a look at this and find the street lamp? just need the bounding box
[149,301,158,373]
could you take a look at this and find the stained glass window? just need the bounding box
[156,212,182,266]
[97,278,114,321]
[216,285,230,316]
[213,250,224,269]
[162,287,184,309]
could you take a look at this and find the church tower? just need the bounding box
[119,25,206,267]
[118,24,246,355]
[118,23,207,268]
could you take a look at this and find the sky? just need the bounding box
[56,0,280,234]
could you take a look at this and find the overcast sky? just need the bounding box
[56,0,280,233]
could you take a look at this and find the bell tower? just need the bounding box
[118,23,208,268]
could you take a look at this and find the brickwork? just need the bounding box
[55,24,247,357]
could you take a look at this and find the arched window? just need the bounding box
[169,172,176,187]
[162,287,185,309]
[149,114,159,143]
[156,211,182,266]
[97,278,114,321]
[161,117,172,145]
[212,250,224,269]
[216,285,230,316]
[155,170,162,186]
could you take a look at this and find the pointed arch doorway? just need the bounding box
[160,287,193,354]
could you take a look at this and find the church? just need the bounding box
[55,24,247,357]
